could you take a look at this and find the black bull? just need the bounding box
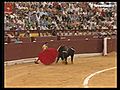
[56,46,75,64]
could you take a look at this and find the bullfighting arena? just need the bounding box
[4,52,117,88]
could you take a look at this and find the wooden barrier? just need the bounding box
[4,39,117,61]
[35,36,57,42]
[107,38,117,53]
[19,37,31,43]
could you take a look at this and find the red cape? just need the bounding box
[38,48,58,65]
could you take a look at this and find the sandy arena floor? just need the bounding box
[4,52,117,88]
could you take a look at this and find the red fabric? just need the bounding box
[38,48,58,65]
[4,2,13,14]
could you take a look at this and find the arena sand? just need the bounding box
[4,52,117,88]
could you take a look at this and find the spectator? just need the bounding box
[51,29,57,36]
[24,30,30,37]
[4,2,117,32]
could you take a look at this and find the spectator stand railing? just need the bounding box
[4,29,117,43]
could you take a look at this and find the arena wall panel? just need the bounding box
[4,39,116,61]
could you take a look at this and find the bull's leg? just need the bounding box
[61,57,65,64]
[65,57,68,64]
[71,55,74,64]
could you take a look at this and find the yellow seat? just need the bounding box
[43,33,47,36]
[19,33,25,37]
[30,33,39,37]
[40,33,43,37]
[46,32,52,36]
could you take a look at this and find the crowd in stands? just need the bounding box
[4,2,117,31]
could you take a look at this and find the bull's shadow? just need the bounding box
[56,45,75,64]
